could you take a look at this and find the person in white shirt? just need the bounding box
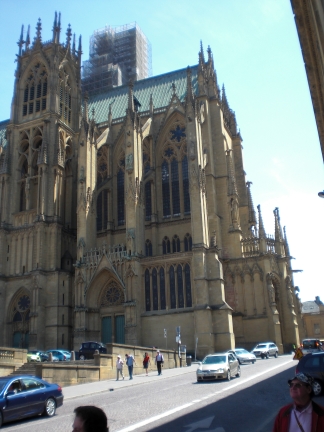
[116,355,124,381]
[155,350,164,375]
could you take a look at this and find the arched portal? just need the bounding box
[8,290,31,348]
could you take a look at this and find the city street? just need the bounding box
[2,355,324,432]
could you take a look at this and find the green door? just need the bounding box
[13,332,22,348]
[102,317,112,344]
[115,315,125,344]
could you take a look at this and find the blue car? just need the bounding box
[46,350,70,361]
[0,375,63,427]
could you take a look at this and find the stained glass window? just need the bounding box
[171,159,180,215]
[117,168,125,226]
[162,160,170,217]
[172,235,180,253]
[160,268,166,310]
[97,189,108,231]
[145,182,152,221]
[152,268,158,310]
[162,237,170,254]
[145,239,152,257]
[170,266,176,309]
[145,269,150,312]
[182,156,190,214]
[177,265,184,308]
[185,264,192,307]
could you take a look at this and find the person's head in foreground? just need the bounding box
[72,406,108,432]
[288,373,314,408]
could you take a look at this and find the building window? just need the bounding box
[170,266,176,309]
[117,156,125,226]
[97,189,108,231]
[184,233,192,251]
[185,264,192,307]
[145,239,152,257]
[172,235,180,253]
[22,63,47,117]
[160,268,166,310]
[162,236,170,254]
[182,156,190,214]
[177,265,184,308]
[145,269,150,311]
[145,181,152,221]
[152,268,158,310]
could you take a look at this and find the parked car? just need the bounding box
[46,350,70,361]
[252,342,278,359]
[295,352,324,396]
[79,342,107,360]
[27,350,49,363]
[196,352,240,382]
[0,375,63,428]
[301,339,323,355]
[228,348,256,364]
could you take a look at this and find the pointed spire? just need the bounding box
[246,181,256,226]
[57,12,61,43]
[207,45,212,63]
[52,11,57,42]
[257,204,266,238]
[108,104,112,127]
[185,66,195,110]
[283,226,291,258]
[66,24,72,50]
[72,33,76,54]
[149,93,154,117]
[274,207,283,241]
[226,149,238,196]
[25,25,30,50]
[17,25,24,56]
[78,35,82,56]
[84,92,89,122]
[222,84,229,110]
[128,80,134,112]
[199,40,205,65]
[34,18,42,44]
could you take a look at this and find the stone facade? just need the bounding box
[0,15,303,358]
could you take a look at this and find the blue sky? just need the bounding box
[0,0,323,302]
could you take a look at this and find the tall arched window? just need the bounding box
[184,233,192,251]
[117,156,125,226]
[161,121,190,218]
[162,236,170,254]
[22,63,47,117]
[177,264,184,308]
[145,269,150,312]
[97,189,108,231]
[160,268,166,310]
[145,239,152,257]
[145,181,152,221]
[169,266,176,309]
[185,264,192,307]
[172,235,180,253]
[152,268,158,310]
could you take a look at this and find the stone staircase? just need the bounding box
[10,362,38,376]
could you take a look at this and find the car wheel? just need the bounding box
[313,380,323,396]
[236,366,241,378]
[43,398,56,417]
[79,355,85,361]
[274,351,278,358]
[227,370,231,381]
[266,352,269,359]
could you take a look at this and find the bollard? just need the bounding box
[48,352,53,362]
[71,351,75,361]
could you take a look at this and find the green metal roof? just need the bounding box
[88,65,198,124]
[0,119,9,147]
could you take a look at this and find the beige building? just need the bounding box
[0,15,303,357]
[302,297,324,340]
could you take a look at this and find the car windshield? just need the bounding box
[235,349,249,354]
[255,344,267,349]
[0,379,9,392]
[303,340,319,349]
[202,355,226,364]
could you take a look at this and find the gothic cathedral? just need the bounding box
[0,16,303,357]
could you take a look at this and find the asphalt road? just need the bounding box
[2,355,324,432]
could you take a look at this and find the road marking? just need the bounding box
[184,416,214,431]
[117,358,294,431]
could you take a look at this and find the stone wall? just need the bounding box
[0,347,27,375]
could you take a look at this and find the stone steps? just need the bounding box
[10,362,38,376]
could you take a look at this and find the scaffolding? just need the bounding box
[82,22,152,95]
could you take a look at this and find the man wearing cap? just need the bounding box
[155,350,164,376]
[273,373,324,431]
[116,355,124,381]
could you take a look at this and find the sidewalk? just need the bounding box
[63,363,198,400]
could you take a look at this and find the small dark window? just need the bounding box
[36,83,42,98]
[42,98,46,110]
[29,86,35,101]
[24,87,28,103]
[36,100,40,112]
[42,81,47,96]
[29,102,33,114]
[23,105,27,116]
[62,293,64,305]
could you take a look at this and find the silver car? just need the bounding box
[229,348,256,364]
[196,352,240,382]
[252,342,278,359]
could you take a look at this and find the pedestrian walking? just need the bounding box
[155,350,164,375]
[143,352,150,376]
[116,355,124,380]
[273,372,324,432]
[125,353,135,380]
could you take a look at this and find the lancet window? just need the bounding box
[162,236,170,254]
[172,235,180,252]
[97,189,108,231]
[145,181,152,221]
[161,121,190,218]
[145,239,152,257]
[117,154,125,226]
[22,62,47,117]
[184,233,192,251]
[144,264,191,312]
